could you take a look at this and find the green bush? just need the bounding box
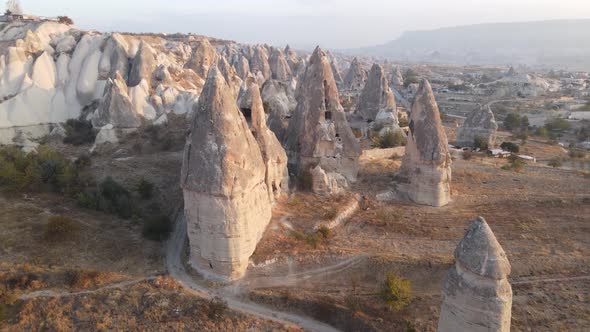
[500,142,520,153]
[473,136,489,150]
[44,216,79,242]
[545,118,571,132]
[136,178,154,200]
[380,272,413,311]
[378,130,406,148]
[548,157,563,168]
[503,113,522,131]
[63,119,96,146]
[142,215,172,241]
[99,177,133,218]
[502,155,526,173]
[535,127,549,138]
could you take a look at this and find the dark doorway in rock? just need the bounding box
[325,111,333,121]
[240,108,252,120]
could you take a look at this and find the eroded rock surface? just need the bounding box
[455,105,498,148]
[438,217,512,332]
[397,79,451,207]
[343,57,367,91]
[181,67,272,281]
[285,47,361,194]
[357,64,399,134]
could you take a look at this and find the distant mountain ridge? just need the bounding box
[351,19,590,71]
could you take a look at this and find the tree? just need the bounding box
[545,118,571,132]
[520,116,530,131]
[503,113,522,131]
[473,136,489,150]
[58,16,74,25]
[500,142,520,153]
[380,272,413,311]
[535,127,549,138]
[548,157,563,168]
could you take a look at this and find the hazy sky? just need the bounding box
[12,0,590,49]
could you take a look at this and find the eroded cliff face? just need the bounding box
[285,47,361,194]
[438,217,512,332]
[181,67,273,281]
[398,79,452,207]
[455,105,498,148]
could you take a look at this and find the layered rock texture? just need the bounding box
[455,105,498,148]
[268,48,292,81]
[438,217,512,332]
[181,67,285,280]
[285,47,361,195]
[343,57,367,91]
[357,64,400,134]
[397,80,452,207]
[390,65,404,89]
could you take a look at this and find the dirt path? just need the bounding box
[166,214,342,332]
[19,277,157,301]
[511,275,590,286]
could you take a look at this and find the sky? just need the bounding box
[10,0,590,49]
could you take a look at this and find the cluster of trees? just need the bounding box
[0,146,170,241]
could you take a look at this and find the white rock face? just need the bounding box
[343,57,367,91]
[438,217,512,332]
[397,80,452,207]
[455,105,498,148]
[0,21,206,144]
[181,67,274,281]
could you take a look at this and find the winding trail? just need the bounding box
[19,277,157,301]
[166,214,342,332]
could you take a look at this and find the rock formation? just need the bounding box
[356,64,399,134]
[438,217,512,332]
[284,45,300,73]
[185,39,217,79]
[128,41,156,87]
[455,105,498,148]
[250,45,271,81]
[217,56,243,99]
[343,57,367,91]
[248,83,289,200]
[233,54,251,80]
[268,48,292,81]
[397,79,451,207]
[330,58,344,85]
[390,65,404,89]
[180,67,273,281]
[92,72,141,128]
[285,47,361,194]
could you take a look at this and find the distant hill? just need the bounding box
[350,20,590,71]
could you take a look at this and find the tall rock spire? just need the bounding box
[181,67,272,281]
[357,63,399,132]
[455,105,498,148]
[438,217,512,332]
[343,57,367,91]
[398,79,451,207]
[285,47,361,194]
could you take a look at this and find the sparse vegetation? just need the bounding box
[548,157,563,168]
[57,16,74,25]
[473,136,488,150]
[63,119,96,146]
[43,216,79,242]
[142,215,172,241]
[136,178,154,200]
[373,130,407,148]
[501,155,526,173]
[207,296,228,322]
[500,142,520,153]
[545,117,571,133]
[403,69,420,88]
[380,272,413,311]
[462,150,474,160]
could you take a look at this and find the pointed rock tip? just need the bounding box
[455,217,511,279]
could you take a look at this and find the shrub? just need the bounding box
[500,142,520,153]
[545,117,571,132]
[57,16,74,25]
[99,177,133,218]
[473,136,489,150]
[322,208,338,220]
[142,215,172,241]
[317,226,331,239]
[298,170,313,191]
[535,127,549,138]
[136,178,154,200]
[63,119,96,146]
[44,216,79,242]
[502,155,526,173]
[462,150,474,160]
[569,149,586,159]
[380,272,413,311]
[207,296,228,322]
[503,113,522,131]
[398,117,409,128]
[548,157,563,168]
[375,130,406,148]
